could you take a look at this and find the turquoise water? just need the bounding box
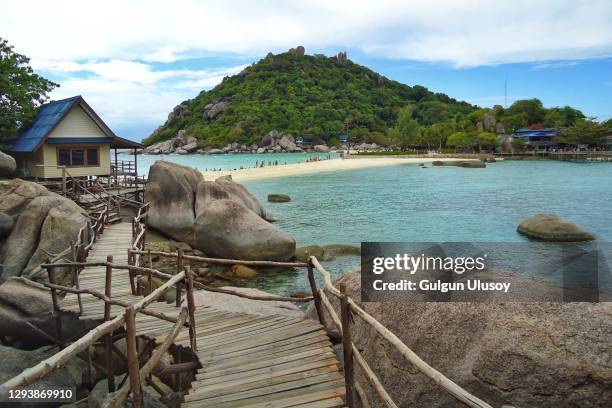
[242,160,612,295]
[126,151,339,174]
[131,151,612,296]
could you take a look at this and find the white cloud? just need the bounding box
[2,0,611,136]
[1,0,611,67]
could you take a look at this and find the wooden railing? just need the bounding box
[2,202,493,408]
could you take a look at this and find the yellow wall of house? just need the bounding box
[15,148,45,178]
[47,105,107,138]
[38,144,111,178]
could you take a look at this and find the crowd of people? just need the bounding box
[203,154,334,172]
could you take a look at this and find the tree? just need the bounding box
[447,132,474,152]
[511,137,526,153]
[0,38,58,147]
[390,106,421,150]
[475,132,498,151]
[556,119,607,145]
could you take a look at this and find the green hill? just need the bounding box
[144,50,477,147]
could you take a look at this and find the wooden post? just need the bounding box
[134,148,138,187]
[114,148,118,187]
[71,241,84,315]
[147,249,153,293]
[175,250,183,307]
[61,167,66,195]
[124,306,143,408]
[185,266,197,352]
[46,264,63,348]
[127,249,136,295]
[306,254,326,327]
[104,255,115,392]
[340,283,355,408]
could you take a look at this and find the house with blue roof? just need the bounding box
[9,96,142,179]
[511,128,558,148]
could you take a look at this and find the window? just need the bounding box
[56,147,100,167]
[58,149,70,166]
[87,148,99,165]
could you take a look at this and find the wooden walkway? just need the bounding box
[61,222,346,407]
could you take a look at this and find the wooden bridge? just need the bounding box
[0,204,491,408]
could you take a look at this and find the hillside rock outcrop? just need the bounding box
[0,179,88,283]
[144,130,198,155]
[308,269,612,407]
[145,161,295,261]
[518,213,595,241]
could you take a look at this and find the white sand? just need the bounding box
[203,156,469,182]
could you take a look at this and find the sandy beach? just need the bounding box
[203,156,468,181]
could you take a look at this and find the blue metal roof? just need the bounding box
[338,134,348,142]
[10,96,81,152]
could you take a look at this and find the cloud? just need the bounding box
[532,61,581,70]
[1,0,611,67]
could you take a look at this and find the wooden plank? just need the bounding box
[199,348,335,379]
[186,377,345,405]
[198,332,330,360]
[185,385,346,408]
[191,360,339,392]
[186,371,343,401]
[195,357,339,386]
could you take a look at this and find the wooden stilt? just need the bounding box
[175,250,183,307]
[307,254,326,327]
[340,283,355,408]
[124,306,142,408]
[47,264,63,348]
[185,266,197,352]
[104,255,115,392]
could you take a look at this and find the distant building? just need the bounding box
[295,136,314,146]
[338,134,348,143]
[9,95,142,179]
[511,128,558,148]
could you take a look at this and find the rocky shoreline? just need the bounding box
[143,130,333,155]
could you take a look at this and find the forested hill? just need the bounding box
[144,49,477,147]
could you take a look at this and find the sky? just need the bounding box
[1,0,611,141]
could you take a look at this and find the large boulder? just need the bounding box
[145,161,203,243]
[314,144,330,152]
[0,179,88,282]
[0,344,87,404]
[203,100,229,120]
[0,277,89,346]
[193,199,295,261]
[309,270,612,407]
[196,176,266,219]
[518,213,595,241]
[0,212,14,238]
[0,151,16,177]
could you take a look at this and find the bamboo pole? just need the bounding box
[104,255,115,392]
[175,250,183,307]
[42,282,179,324]
[124,307,142,408]
[46,265,63,348]
[129,249,308,268]
[319,290,398,408]
[185,266,197,352]
[104,309,187,408]
[306,254,326,326]
[346,297,492,408]
[340,283,355,408]
[0,314,125,394]
[71,241,84,315]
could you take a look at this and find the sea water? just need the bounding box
[131,152,612,296]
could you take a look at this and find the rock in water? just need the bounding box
[309,270,612,407]
[517,213,595,241]
[193,199,295,261]
[229,264,257,278]
[145,161,203,243]
[196,176,266,219]
[267,194,291,203]
[0,151,16,177]
[314,144,330,152]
